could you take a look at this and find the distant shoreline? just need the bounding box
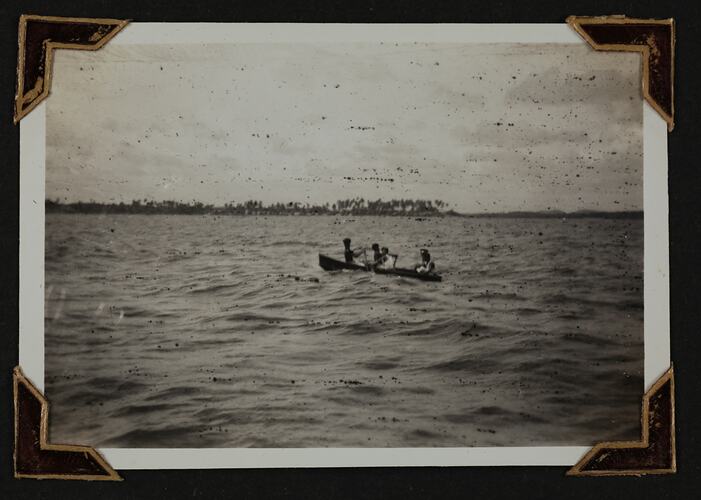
[45,200,642,220]
[458,211,643,219]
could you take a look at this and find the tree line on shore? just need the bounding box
[45,198,450,216]
[44,198,642,219]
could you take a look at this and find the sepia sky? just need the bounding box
[46,42,643,212]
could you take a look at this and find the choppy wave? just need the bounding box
[45,214,644,447]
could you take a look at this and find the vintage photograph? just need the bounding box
[43,39,644,448]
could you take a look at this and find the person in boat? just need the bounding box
[378,246,398,269]
[415,248,435,274]
[371,243,382,265]
[343,238,366,263]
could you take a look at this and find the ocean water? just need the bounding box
[44,214,644,447]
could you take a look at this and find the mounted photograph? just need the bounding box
[17,24,670,468]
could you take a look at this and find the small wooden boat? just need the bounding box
[373,266,443,282]
[318,254,442,282]
[318,253,370,271]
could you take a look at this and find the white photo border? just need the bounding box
[19,23,670,469]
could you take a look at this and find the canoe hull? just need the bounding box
[374,267,443,282]
[318,253,368,271]
[318,254,442,282]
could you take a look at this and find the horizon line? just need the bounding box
[44,199,643,217]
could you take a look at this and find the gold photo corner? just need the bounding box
[13,366,121,481]
[14,14,129,124]
[567,15,675,131]
[567,366,675,477]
